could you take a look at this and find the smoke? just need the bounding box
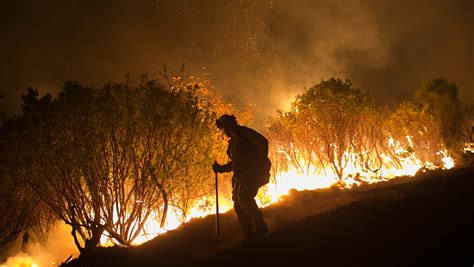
[245,0,393,123]
[226,0,474,125]
[1,223,78,267]
[0,0,472,126]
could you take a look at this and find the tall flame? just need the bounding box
[115,135,454,246]
[4,135,456,267]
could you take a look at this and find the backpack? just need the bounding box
[256,157,271,187]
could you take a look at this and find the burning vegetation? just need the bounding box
[0,73,472,266]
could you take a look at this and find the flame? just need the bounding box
[111,135,454,245]
[9,135,455,267]
[65,132,455,248]
[2,254,39,267]
[130,199,235,244]
[439,149,455,169]
[99,199,235,246]
[464,142,474,154]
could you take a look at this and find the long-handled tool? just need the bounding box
[215,171,220,241]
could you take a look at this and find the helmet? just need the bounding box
[216,114,237,129]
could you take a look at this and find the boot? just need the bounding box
[240,229,254,247]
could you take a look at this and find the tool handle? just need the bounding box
[215,171,220,241]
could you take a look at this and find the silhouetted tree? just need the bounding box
[0,105,55,249]
[16,74,248,255]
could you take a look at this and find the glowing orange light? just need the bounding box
[115,135,455,245]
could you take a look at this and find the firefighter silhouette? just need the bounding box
[213,114,271,244]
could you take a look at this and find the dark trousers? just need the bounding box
[232,175,267,238]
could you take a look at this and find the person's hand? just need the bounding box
[212,161,222,173]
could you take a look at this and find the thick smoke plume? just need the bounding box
[1,0,472,126]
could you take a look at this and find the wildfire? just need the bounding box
[105,135,455,246]
[4,135,456,267]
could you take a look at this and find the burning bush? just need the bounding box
[10,73,248,255]
[267,78,388,184]
[388,78,470,164]
[266,77,466,190]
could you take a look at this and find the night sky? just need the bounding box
[1,0,473,125]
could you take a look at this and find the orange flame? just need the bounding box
[2,253,39,267]
[118,135,454,245]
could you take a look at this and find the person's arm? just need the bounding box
[220,161,233,172]
[213,160,233,173]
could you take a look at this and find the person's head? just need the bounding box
[216,114,238,137]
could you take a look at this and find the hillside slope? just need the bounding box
[67,165,474,267]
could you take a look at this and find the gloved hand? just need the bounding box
[212,161,223,173]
